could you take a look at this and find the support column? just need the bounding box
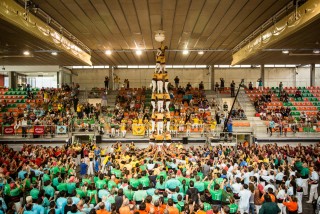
[310,63,315,86]
[210,65,215,90]
[109,66,114,90]
[9,71,16,89]
[260,64,265,86]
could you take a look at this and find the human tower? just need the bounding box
[149,41,172,143]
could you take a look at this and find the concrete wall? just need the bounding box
[72,66,320,90]
[72,68,210,90]
[214,67,318,88]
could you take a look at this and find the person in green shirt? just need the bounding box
[75,183,86,199]
[138,172,150,189]
[95,174,107,190]
[221,186,234,205]
[57,178,67,192]
[67,181,76,195]
[228,197,238,214]
[30,185,40,201]
[124,185,135,201]
[194,176,205,193]
[130,175,140,190]
[165,175,181,191]
[107,175,117,191]
[200,195,212,211]
[208,180,224,206]
[86,184,98,205]
[179,179,189,195]
[43,180,55,200]
[133,184,147,205]
[156,176,166,191]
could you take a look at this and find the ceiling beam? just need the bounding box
[0,0,92,65]
[232,0,320,65]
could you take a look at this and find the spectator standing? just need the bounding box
[215,82,219,92]
[104,76,109,90]
[230,80,235,97]
[220,78,225,91]
[248,82,253,90]
[258,78,263,91]
[73,96,79,112]
[199,81,204,90]
[174,76,180,88]
[268,119,275,136]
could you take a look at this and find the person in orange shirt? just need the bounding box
[96,202,110,214]
[283,196,298,214]
[166,199,179,214]
[145,196,154,213]
[261,188,276,203]
[134,202,148,214]
[119,199,131,214]
[153,200,165,214]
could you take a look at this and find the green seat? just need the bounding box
[295,112,301,116]
[291,107,297,110]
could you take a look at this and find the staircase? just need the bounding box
[237,90,268,137]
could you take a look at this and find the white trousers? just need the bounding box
[278,203,286,214]
[152,80,157,93]
[165,82,169,93]
[157,122,163,135]
[157,101,164,112]
[87,161,94,175]
[155,63,161,73]
[255,205,261,214]
[157,81,163,94]
[165,101,170,112]
[151,120,155,132]
[166,121,170,132]
[302,178,308,195]
[151,101,156,112]
[121,130,126,137]
[296,191,303,213]
[309,184,319,202]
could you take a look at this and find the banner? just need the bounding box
[33,126,45,135]
[132,124,145,136]
[3,126,15,135]
[56,126,67,134]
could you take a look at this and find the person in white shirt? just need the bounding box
[231,177,242,200]
[307,166,319,203]
[264,180,276,193]
[238,184,252,214]
[276,184,287,214]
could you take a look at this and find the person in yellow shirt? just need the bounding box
[120,122,126,138]
[173,122,178,137]
[192,116,199,129]
[186,120,192,137]
[179,119,185,133]
[210,120,217,136]
[155,47,162,73]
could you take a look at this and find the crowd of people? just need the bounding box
[0,142,319,214]
[0,83,101,137]
[250,87,320,136]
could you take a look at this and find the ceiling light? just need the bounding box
[282,50,289,54]
[183,50,189,55]
[198,51,204,55]
[136,50,142,55]
[51,51,58,56]
[313,50,320,54]
[105,50,112,55]
[23,50,30,56]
